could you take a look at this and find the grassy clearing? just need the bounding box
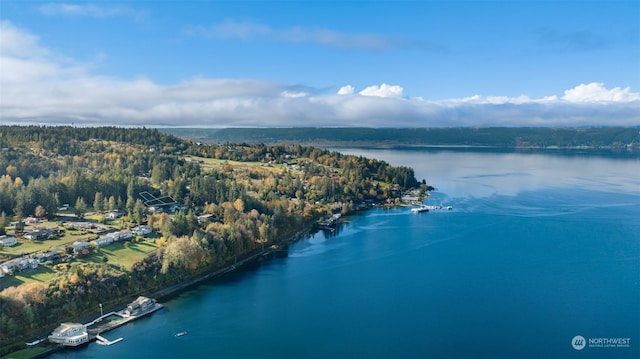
[0,218,122,257]
[1,240,158,290]
[0,232,95,257]
[0,233,91,257]
[77,240,158,270]
[0,265,58,291]
[189,156,292,174]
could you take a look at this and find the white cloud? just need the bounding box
[359,83,404,98]
[0,21,86,84]
[337,85,355,95]
[186,20,421,50]
[36,3,143,18]
[281,91,308,98]
[1,22,638,128]
[562,82,640,102]
[0,20,48,58]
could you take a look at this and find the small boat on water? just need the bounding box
[175,331,188,337]
[411,204,453,213]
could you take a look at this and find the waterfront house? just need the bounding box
[48,323,88,346]
[123,296,157,317]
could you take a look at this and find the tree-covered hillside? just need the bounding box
[0,125,420,354]
[163,127,640,151]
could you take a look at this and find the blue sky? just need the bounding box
[0,1,638,127]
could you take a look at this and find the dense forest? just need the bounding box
[164,127,640,150]
[0,126,420,353]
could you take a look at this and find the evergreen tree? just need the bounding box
[108,196,117,211]
[94,192,103,212]
[0,211,6,235]
[132,199,146,226]
[74,197,87,218]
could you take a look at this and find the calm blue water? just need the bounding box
[51,149,640,359]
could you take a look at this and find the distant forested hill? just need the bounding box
[162,127,640,151]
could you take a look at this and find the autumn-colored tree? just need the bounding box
[35,205,46,219]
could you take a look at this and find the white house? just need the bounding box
[106,210,126,220]
[132,225,152,236]
[90,236,114,247]
[48,323,88,346]
[72,241,90,253]
[116,230,133,241]
[0,257,38,275]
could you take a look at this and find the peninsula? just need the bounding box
[0,126,422,357]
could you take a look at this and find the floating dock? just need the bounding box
[96,334,123,346]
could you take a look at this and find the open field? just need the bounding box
[0,217,125,257]
[188,156,303,174]
[77,240,159,270]
[0,265,58,291]
[1,230,97,257]
[1,239,158,290]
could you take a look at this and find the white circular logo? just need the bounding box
[572,335,586,350]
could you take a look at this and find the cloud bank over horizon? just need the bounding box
[1,21,638,128]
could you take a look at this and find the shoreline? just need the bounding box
[6,201,392,358]
[15,226,313,359]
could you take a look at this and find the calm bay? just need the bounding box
[51,148,640,359]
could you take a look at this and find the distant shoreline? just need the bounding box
[160,127,640,153]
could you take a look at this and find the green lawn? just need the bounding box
[0,219,118,257]
[1,240,159,290]
[0,233,95,257]
[0,265,58,291]
[78,240,158,269]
